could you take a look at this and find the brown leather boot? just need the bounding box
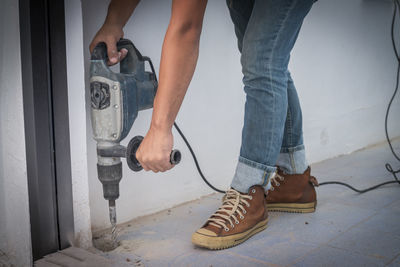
[266,166,319,213]
[192,185,268,250]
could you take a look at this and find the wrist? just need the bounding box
[150,120,173,133]
[102,21,124,32]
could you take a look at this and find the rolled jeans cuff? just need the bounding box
[231,156,277,193]
[276,145,308,174]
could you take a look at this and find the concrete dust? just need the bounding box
[92,231,121,252]
[93,238,120,252]
[115,238,183,259]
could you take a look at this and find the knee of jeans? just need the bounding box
[241,51,288,90]
[241,64,288,94]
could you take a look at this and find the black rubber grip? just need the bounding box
[126,135,181,172]
[170,150,181,165]
[91,38,143,61]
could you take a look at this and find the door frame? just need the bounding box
[19,0,74,261]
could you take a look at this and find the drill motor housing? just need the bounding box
[90,39,157,202]
[90,39,181,232]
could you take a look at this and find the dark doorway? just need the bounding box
[19,0,74,261]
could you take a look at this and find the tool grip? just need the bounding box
[91,39,142,61]
[91,39,145,75]
[126,136,181,172]
[170,150,182,165]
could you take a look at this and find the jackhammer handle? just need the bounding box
[91,39,145,75]
[91,42,107,60]
[170,149,182,165]
[91,39,142,61]
[126,135,181,172]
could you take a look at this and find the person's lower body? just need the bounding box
[229,0,313,192]
[192,0,316,250]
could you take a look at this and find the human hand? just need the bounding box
[136,127,175,172]
[89,23,128,65]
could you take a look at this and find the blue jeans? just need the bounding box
[227,0,315,193]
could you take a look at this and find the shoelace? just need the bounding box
[207,188,252,232]
[266,173,285,194]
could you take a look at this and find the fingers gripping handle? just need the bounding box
[117,39,145,75]
[91,39,145,75]
[126,136,181,172]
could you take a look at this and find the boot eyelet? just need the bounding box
[249,196,253,200]
[224,228,229,232]
[246,204,250,208]
[231,224,235,228]
[276,182,280,186]
[243,210,247,214]
[235,220,239,224]
[251,189,256,194]
[240,215,244,219]
[271,187,275,191]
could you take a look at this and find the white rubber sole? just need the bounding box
[267,201,317,213]
[191,217,269,250]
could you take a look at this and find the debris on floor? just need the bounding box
[89,140,400,266]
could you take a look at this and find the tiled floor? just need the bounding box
[92,139,400,267]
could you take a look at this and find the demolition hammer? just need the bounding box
[89,39,181,240]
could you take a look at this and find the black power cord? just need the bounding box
[146,0,400,194]
[318,0,400,192]
[173,122,226,193]
[144,57,225,193]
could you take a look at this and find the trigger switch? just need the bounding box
[91,81,110,109]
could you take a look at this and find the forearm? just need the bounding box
[90,0,140,62]
[151,1,207,131]
[151,28,201,131]
[134,0,207,172]
[105,0,140,28]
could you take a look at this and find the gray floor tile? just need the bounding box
[89,139,400,266]
[388,198,400,212]
[327,227,400,262]
[355,208,400,237]
[324,187,400,211]
[386,254,400,267]
[266,202,373,245]
[228,231,318,266]
[169,251,275,267]
[292,245,385,267]
[266,212,346,245]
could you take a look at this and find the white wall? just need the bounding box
[0,1,32,266]
[65,0,93,248]
[80,0,400,231]
[294,0,400,162]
